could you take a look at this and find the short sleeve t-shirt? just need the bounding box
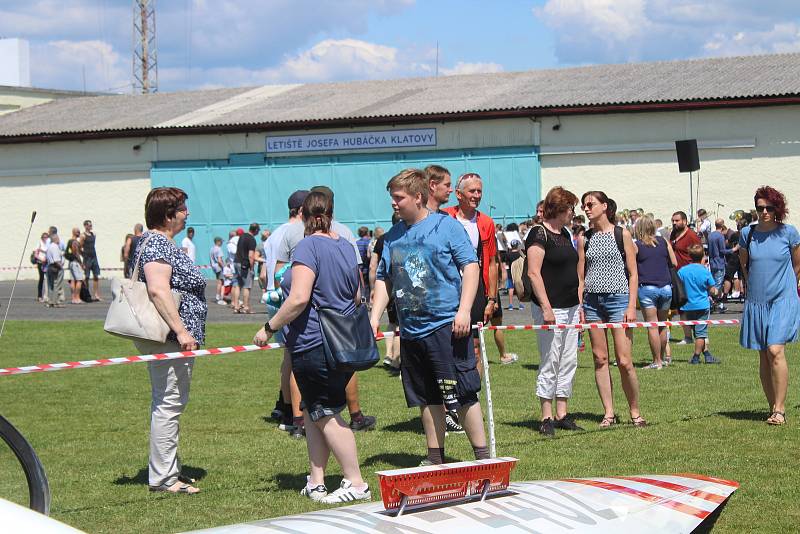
[524,225,579,308]
[264,221,293,290]
[678,263,714,311]
[377,213,478,339]
[209,245,224,273]
[671,229,701,268]
[181,237,196,263]
[280,235,359,353]
[277,221,361,265]
[235,233,256,265]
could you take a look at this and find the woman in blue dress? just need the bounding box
[739,186,800,425]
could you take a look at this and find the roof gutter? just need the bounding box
[1,95,800,145]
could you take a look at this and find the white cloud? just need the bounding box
[160,38,502,89]
[536,0,800,64]
[31,40,129,93]
[439,62,504,76]
[704,23,800,55]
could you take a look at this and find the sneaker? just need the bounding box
[270,407,284,422]
[677,338,693,345]
[349,414,376,432]
[385,365,401,377]
[507,305,514,311]
[645,362,663,370]
[320,479,371,504]
[663,356,672,366]
[300,476,328,502]
[418,458,435,467]
[290,425,306,439]
[539,418,555,437]
[216,299,226,305]
[554,416,584,431]
[445,411,465,434]
[517,304,525,310]
[703,351,721,364]
[689,355,701,365]
[730,290,740,299]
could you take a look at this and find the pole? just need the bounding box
[477,322,496,458]
[689,170,694,224]
[1,211,37,338]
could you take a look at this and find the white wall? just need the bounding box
[538,106,800,224]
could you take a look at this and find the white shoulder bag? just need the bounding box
[104,233,182,342]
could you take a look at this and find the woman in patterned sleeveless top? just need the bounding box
[578,191,646,428]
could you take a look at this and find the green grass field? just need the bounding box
[0,320,797,533]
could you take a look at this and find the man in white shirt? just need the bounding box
[45,234,65,308]
[181,227,196,263]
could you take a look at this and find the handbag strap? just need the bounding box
[130,232,156,281]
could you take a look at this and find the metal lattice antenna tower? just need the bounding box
[132,0,158,93]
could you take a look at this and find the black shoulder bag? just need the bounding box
[664,237,688,309]
[313,242,379,373]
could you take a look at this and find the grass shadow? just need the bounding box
[362,452,422,469]
[521,364,539,371]
[113,465,207,486]
[382,416,423,433]
[716,410,770,421]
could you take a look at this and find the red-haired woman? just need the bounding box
[739,186,800,425]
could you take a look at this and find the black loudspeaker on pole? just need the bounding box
[675,139,700,173]
[675,139,700,222]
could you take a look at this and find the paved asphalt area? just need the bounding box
[0,280,743,324]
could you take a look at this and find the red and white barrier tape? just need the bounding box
[0,320,738,377]
[1,264,213,272]
[487,319,740,331]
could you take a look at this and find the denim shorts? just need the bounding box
[683,309,709,339]
[638,284,672,311]
[291,344,353,422]
[583,293,629,322]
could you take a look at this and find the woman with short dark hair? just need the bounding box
[254,191,370,504]
[526,186,583,437]
[137,186,207,494]
[739,185,800,425]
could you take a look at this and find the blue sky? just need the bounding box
[1,0,799,93]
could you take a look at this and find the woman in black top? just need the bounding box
[525,187,583,437]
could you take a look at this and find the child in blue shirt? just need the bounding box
[678,244,721,364]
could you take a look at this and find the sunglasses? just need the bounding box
[755,205,775,213]
[456,173,481,189]
[582,201,598,210]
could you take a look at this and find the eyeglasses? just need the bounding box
[755,205,775,213]
[581,201,597,210]
[175,205,188,212]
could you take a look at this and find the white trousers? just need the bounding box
[134,339,194,487]
[532,304,580,400]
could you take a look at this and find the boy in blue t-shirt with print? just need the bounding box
[371,168,490,466]
[678,244,721,364]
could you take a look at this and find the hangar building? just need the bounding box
[1,53,799,279]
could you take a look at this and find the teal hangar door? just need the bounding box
[151,146,540,274]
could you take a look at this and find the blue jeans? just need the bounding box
[711,268,725,291]
[583,293,629,322]
[638,284,672,311]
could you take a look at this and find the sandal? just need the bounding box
[232,307,241,314]
[767,411,786,425]
[149,481,200,494]
[241,308,253,314]
[599,415,618,428]
[631,415,648,428]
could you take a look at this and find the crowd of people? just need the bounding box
[31,220,102,306]
[65,173,797,499]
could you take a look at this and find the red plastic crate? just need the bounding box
[376,457,518,512]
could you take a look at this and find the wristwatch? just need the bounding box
[264,321,277,335]
[487,297,497,304]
